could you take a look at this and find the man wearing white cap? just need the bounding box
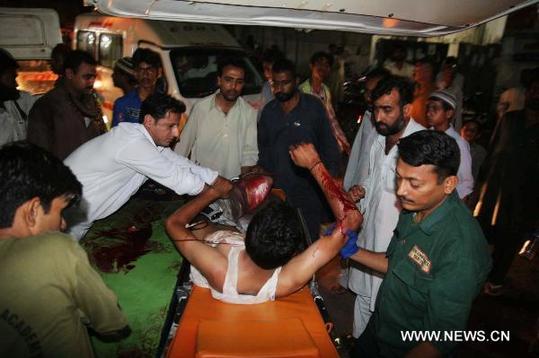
[112,57,137,95]
[426,89,474,199]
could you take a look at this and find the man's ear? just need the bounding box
[402,103,412,118]
[445,109,455,122]
[143,114,154,128]
[22,197,42,230]
[443,175,458,194]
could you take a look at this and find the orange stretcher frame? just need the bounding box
[165,285,339,357]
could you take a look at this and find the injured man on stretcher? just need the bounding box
[166,143,363,304]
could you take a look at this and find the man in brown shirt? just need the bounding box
[28,50,106,159]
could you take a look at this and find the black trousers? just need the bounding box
[349,318,381,358]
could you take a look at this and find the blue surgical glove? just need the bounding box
[323,223,336,236]
[340,230,360,259]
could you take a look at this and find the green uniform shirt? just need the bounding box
[373,192,491,356]
[0,233,128,358]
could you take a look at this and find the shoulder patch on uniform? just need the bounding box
[408,244,432,273]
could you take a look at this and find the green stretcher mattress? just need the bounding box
[80,193,186,357]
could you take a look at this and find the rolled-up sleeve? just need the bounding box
[117,140,217,196]
[175,104,200,158]
[241,109,259,167]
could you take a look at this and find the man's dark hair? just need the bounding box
[245,201,306,270]
[310,51,334,67]
[0,142,82,228]
[0,48,18,75]
[272,58,296,78]
[138,93,186,123]
[217,57,246,77]
[371,75,415,106]
[63,50,97,72]
[398,130,460,182]
[364,67,390,81]
[132,48,162,68]
[50,43,71,75]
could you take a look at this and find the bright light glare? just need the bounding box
[101,34,112,49]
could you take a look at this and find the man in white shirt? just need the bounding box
[0,49,36,146]
[345,75,425,338]
[65,93,226,240]
[175,57,258,179]
[344,67,390,192]
[426,89,474,199]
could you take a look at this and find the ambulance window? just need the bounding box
[99,33,123,68]
[171,48,263,98]
[76,31,97,58]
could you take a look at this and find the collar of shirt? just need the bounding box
[209,90,242,115]
[137,123,165,151]
[281,92,310,117]
[300,80,329,100]
[374,117,423,152]
[413,191,459,236]
[445,124,458,138]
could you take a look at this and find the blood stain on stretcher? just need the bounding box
[89,225,158,273]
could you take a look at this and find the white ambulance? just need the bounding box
[74,13,264,124]
[0,7,62,95]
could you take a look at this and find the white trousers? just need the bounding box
[353,293,373,338]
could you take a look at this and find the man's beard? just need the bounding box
[0,84,20,102]
[375,112,406,136]
[275,90,295,102]
[221,90,240,102]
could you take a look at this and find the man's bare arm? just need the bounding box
[277,224,348,296]
[289,143,362,231]
[277,143,363,295]
[165,176,232,241]
[165,176,233,290]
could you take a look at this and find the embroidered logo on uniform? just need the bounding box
[408,245,432,273]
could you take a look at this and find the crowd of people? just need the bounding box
[0,39,537,357]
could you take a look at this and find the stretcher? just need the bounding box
[157,183,342,357]
[158,261,339,358]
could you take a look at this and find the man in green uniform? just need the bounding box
[0,142,130,357]
[345,130,491,357]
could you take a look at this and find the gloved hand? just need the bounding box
[324,224,360,259]
[340,230,360,259]
[323,223,336,236]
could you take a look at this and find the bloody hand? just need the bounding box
[289,143,321,169]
